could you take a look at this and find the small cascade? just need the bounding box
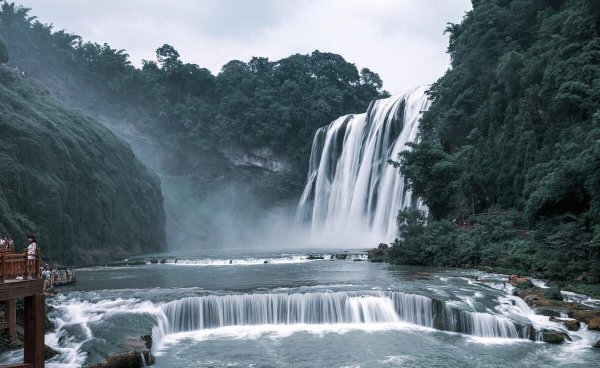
[296,86,430,245]
[140,352,147,368]
[152,290,531,346]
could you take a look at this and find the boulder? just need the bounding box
[86,351,155,368]
[306,255,324,260]
[509,275,530,287]
[141,334,152,350]
[593,339,600,349]
[588,318,600,331]
[159,259,167,264]
[571,310,600,329]
[149,259,159,264]
[45,345,59,360]
[126,261,146,266]
[541,329,569,344]
[542,286,563,301]
[523,294,551,307]
[537,309,561,318]
[335,254,347,260]
[563,319,580,331]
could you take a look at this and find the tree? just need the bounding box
[156,44,181,71]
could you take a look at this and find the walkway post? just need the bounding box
[24,294,45,367]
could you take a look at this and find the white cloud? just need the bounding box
[16,0,471,94]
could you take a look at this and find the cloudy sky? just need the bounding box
[17,0,472,94]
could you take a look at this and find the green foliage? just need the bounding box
[390,0,600,282]
[0,2,386,187]
[0,1,387,246]
[0,65,166,264]
[543,286,563,301]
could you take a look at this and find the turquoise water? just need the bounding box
[3,248,599,367]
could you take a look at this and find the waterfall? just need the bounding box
[296,86,430,245]
[151,290,530,346]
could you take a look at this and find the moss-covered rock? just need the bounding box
[541,329,569,344]
[0,66,166,264]
[543,286,563,301]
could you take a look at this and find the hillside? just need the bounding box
[0,63,166,265]
[0,1,387,247]
[391,0,600,284]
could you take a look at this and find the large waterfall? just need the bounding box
[297,86,430,245]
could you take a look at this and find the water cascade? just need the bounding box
[296,86,430,245]
[151,290,530,345]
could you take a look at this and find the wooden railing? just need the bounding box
[0,251,40,283]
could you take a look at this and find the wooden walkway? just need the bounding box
[0,249,45,368]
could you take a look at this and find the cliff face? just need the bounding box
[0,66,166,265]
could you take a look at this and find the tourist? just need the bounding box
[51,268,58,286]
[25,235,37,279]
[42,265,52,291]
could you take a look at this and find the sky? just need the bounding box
[16,0,472,94]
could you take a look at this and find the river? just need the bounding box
[2,248,599,367]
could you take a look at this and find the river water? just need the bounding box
[2,248,599,367]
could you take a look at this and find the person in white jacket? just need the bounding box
[25,235,37,279]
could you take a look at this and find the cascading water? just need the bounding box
[151,290,529,348]
[296,86,430,245]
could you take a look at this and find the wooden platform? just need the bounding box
[0,280,44,300]
[0,250,45,368]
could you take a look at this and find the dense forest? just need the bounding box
[390,0,600,286]
[0,1,387,246]
[0,61,165,264]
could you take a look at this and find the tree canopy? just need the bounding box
[391,0,600,283]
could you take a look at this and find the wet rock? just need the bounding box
[126,260,146,266]
[537,309,561,318]
[141,334,152,350]
[571,310,600,330]
[45,345,59,360]
[541,329,570,344]
[307,255,324,260]
[159,259,167,264]
[593,339,600,349]
[563,319,580,331]
[335,254,347,260]
[353,259,364,262]
[588,318,600,331]
[149,259,159,264]
[523,294,551,307]
[509,275,531,287]
[87,350,155,368]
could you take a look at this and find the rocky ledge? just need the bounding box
[85,334,155,367]
[365,244,600,347]
[510,275,600,346]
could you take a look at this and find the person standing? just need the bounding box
[25,235,37,279]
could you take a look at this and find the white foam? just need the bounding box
[155,322,428,353]
[165,255,316,266]
[45,296,162,368]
